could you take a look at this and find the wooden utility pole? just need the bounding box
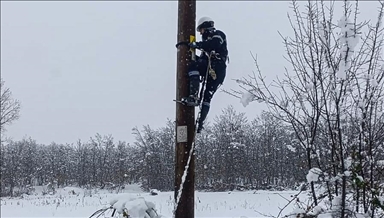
[174,0,196,218]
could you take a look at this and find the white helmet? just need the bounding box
[197,16,214,31]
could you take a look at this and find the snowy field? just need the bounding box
[0,185,309,218]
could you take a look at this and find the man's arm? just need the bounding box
[192,31,226,52]
[198,34,224,52]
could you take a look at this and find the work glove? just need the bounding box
[189,42,201,49]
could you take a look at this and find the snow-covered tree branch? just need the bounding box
[228,0,384,217]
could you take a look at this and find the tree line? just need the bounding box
[0,106,309,197]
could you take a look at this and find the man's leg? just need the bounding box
[197,63,226,133]
[197,78,223,133]
[181,61,200,106]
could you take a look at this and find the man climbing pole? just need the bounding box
[180,16,229,133]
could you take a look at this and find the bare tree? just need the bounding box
[0,109,321,198]
[0,78,21,133]
[227,0,384,217]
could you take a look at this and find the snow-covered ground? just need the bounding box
[1,184,308,218]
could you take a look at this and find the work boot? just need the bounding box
[181,95,199,107]
[196,102,210,133]
[197,122,204,133]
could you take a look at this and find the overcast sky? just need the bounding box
[1,1,380,145]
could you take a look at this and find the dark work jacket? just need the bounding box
[197,28,228,67]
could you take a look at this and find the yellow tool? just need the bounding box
[189,35,196,61]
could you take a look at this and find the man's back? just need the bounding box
[201,28,228,63]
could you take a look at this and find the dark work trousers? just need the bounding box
[196,58,226,126]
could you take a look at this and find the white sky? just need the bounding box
[1,1,380,145]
